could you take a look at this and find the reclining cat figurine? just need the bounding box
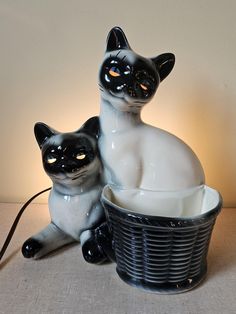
[98,27,205,190]
[22,117,109,264]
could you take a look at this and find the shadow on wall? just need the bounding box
[183,80,236,207]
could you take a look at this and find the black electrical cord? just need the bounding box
[0,187,51,262]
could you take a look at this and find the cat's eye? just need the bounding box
[76,153,86,160]
[47,156,57,164]
[109,67,121,77]
[140,83,148,91]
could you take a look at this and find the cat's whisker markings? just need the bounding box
[72,175,85,181]
[71,169,88,177]
[116,50,121,57]
[99,84,105,91]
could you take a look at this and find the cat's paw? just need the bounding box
[95,222,116,262]
[22,238,42,258]
[82,238,108,264]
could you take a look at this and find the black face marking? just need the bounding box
[99,55,159,101]
[100,27,175,104]
[42,135,96,176]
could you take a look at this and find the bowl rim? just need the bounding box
[101,184,222,226]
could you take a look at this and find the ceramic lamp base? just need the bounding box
[117,265,207,294]
[102,184,222,294]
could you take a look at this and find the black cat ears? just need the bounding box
[80,116,100,139]
[106,26,131,51]
[34,116,100,148]
[106,26,175,82]
[34,123,58,148]
[152,53,175,82]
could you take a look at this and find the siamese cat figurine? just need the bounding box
[98,27,205,191]
[22,117,109,264]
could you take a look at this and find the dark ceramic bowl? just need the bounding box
[101,185,222,294]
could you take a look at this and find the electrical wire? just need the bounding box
[0,187,51,262]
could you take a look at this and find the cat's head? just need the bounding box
[99,27,175,113]
[34,116,101,186]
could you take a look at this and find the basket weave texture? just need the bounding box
[104,201,221,293]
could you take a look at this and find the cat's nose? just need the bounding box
[127,82,142,98]
[60,162,77,173]
[127,87,136,98]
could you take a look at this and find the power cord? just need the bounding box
[0,187,51,262]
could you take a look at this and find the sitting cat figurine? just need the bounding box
[22,116,109,264]
[98,27,205,191]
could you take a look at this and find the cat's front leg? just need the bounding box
[80,229,106,264]
[80,223,115,264]
[22,222,75,259]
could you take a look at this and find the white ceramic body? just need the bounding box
[98,28,205,192]
[99,99,205,191]
[48,184,104,241]
[102,184,220,218]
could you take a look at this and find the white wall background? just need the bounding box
[0,0,235,206]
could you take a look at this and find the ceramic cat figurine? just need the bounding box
[98,27,205,191]
[22,117,109,264]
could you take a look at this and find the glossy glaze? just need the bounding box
[22,117,109,263]
[98,27,205,192]
[102,184,222,293]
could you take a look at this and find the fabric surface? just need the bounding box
[0,203,235,314]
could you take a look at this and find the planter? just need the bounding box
[101,185,222,294]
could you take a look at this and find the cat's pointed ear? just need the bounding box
[152,53,175,82]
[79,116,100,139]
[106,26,131,52]
[34,122,57,148]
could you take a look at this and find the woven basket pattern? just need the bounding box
[108,210,216,285]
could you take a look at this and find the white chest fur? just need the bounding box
[48,186,103,241]
[99,102,205,190]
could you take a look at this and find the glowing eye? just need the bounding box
[109,67,121,77]
[140,83,148,91]
[76,153,86,160]
[47,157,57,164]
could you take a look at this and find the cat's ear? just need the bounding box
[34,122,57,148]
[79,116,100,139]
[106,26,131,52]
[152,53,175,82]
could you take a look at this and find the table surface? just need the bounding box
[0,203,235,314]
